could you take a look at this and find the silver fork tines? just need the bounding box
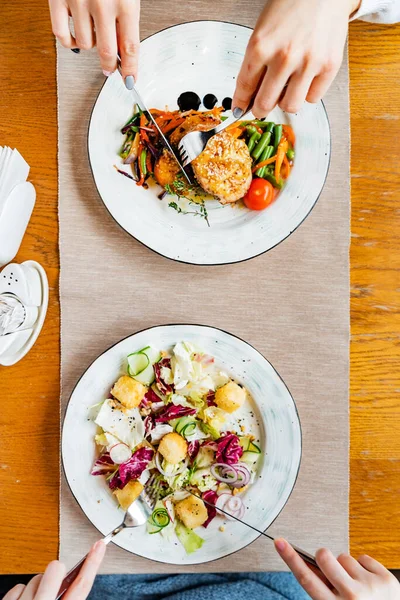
[178,103,254,166]
[56,477,156,599]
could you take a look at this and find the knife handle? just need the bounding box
[290,543,320,570]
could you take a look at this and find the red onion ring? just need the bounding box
[230,463,251,488]
[211,463,238,483]
[215,493,246,520]
[210,462,251,487]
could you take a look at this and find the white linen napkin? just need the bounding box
[0,146,30,216]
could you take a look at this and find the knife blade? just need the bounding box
[117,60,192,184]
[187,489,319,570]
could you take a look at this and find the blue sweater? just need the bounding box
[89,572,311,599]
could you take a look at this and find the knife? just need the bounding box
[117,59,192,184]
[187,489,320,570]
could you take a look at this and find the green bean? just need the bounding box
[255,145,274,178]
[252,131,272,160]
[273,124,283,151]
[247,132,261,154]
[286,148,295,161]
[263,172,283,189]
[140,149,147,176]
[246,125,260,137]
[251,120,275,131]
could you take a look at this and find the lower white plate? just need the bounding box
[62,324,302,565]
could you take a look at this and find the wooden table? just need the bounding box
[0,2,399,574]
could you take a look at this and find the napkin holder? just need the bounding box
[0,260,48,366]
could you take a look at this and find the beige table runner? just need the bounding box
[59,0,350,573]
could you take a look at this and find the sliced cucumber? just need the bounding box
[239,436,261,453]
[127,349,150,376]
[248,441,261,453]
[242,451,260,466]
[175,417,197,438]
[147,522,163,534]
[127,346,161,386]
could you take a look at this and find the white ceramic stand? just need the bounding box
[0,260,49,366]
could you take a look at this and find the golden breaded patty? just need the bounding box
[192,132,252,204]
[169,114,220,147]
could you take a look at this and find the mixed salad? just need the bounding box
[91,342,262,554]
[116,103,295,218]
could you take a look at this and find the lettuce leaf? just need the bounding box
[175,521,204,554]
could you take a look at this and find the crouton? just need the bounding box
[214,381,246,413]
[113,480,143,510]
[158,432,187,465]
[175,495,208,529]
[111,376,147,409]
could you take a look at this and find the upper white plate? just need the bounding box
[62,324,302,565]
[88,21,331,266]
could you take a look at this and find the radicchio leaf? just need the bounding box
[202,490,219,528]
[206,390,216,406]
[144,415,155,437]
[140,387,161,409]
[91,453,116,476]
[155,404,196,423]
[215,433,243,465]
[109,447,154,490]
[187,440,200,461]
[154,358,174,395]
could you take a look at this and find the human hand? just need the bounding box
[48,0,140,81]
[3,540,106,600]
[275,538,400,600]
[232,0,361,117]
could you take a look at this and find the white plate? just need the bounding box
[88,21,330,266]
[62,324,302,565]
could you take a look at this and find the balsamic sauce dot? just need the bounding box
[203,93,218,110]
[222,97,232,111]
[177,91,201,111]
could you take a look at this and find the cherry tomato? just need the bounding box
[243,178,275,210]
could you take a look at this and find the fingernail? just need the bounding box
[125,75,135,90]
[233,106,244,118]
[275,539,286,552]
[71,48,80,54]
[103,70,113,77]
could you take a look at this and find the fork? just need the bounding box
[56,477,158,598]
[178,103,254,167]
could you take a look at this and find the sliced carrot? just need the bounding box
[161,117,185,134]
[282,125,295,146]
[252,155,277,173]
[275,139,288,180]
[228,127,244,138]
[140,128,150,143]
[282,154,291,179]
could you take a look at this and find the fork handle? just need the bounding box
[55,524,126,599]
